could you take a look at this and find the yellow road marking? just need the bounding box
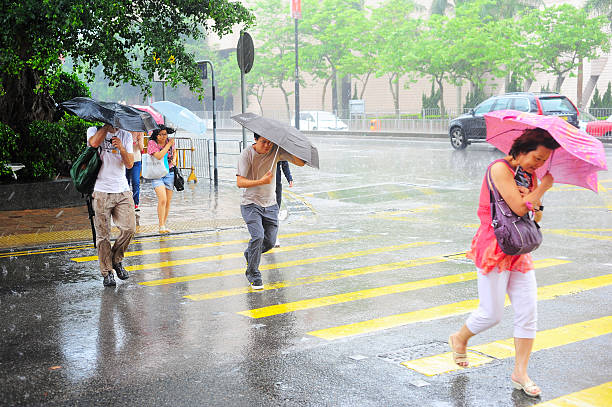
[309,260,589,340]
[240,259,572,319]
[70,229,337,262]
[401,316,612,376]
[533,382,612,407]
[128,235,370,272]
[0,229,241,258]
[187,253,454,301]
[140,241,439,287]
[547,229,612,241]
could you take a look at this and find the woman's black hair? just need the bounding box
[253,133,260,140]
[150,125,175,143]
[509,128,560,158]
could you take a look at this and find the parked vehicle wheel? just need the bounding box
[450,126,467,149]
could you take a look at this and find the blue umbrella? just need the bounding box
[151,101,207,136]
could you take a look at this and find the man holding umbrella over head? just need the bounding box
[233,113,319,290]
[60,97,159,287]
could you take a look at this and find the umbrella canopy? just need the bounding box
[59,97,159,132]
[485,109,607,192]
[151,101,207,137]
[232,112,319,169]
[132,105,164,125]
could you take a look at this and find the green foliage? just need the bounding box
[422,82,441,110]
[51,72,91,104]
[590,82,612,109]
[0,0,254,130]
[0,123,18,178]
[464,87,488,109]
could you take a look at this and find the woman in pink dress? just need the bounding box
[449,128,559,398]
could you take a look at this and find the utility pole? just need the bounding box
[292,0,302,129]
[237,32,254,148]
[197,60,218,187]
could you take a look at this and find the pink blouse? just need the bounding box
[466,159,534,275]
[147,140,175,169]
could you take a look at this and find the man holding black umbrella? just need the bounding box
[87,124,136,287]
[236,134,305,290]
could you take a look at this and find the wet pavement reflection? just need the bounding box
[1,136,611,406]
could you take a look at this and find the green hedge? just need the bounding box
[0,114,96,182]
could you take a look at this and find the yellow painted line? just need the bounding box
[186,253,454,301]
[128,235,370,272]
[533,382,612,407]
[140,241,439,287]
[401,316,612,376]
[308,259,580,340]
[70,229,337,262]
[547,229,612,241]
[0,229,241,258]
[241,259,572,320]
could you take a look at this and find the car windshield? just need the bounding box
[539,97,576,114]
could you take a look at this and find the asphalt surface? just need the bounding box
[1,135,611,406]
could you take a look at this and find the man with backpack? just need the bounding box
[87,124,136,287]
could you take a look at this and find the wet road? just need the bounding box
[1,136,611,406]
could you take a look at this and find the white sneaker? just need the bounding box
[274,238,280,247]
[278,209,288,220]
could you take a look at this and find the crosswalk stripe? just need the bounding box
[139,240,439,286]
[127,235,371,272]
[309,271,612,341]
[533,382,612,407]
[238,259,571,319]
[185,254,458,301]
[70,229,338,262]
[401,316,612,376]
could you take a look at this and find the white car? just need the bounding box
[295,111,348,131]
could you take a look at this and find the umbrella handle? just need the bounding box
[269,145,280,173]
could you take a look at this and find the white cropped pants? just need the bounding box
[466,268,537,339]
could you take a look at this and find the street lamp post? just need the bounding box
[197,60,218,187]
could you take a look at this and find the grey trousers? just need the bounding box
[241,203,279,277]
[92,191,136,277]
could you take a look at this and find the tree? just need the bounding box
[520,5,610,92]
[585,0,612,30]
[0,0,253,134]
[370,0,422,115]
[300,0,368,113]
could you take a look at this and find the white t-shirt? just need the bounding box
[236,145,290,207]
[87,127,133,193]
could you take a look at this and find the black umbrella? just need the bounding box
[232,112,319,169]
[59,97,159,132]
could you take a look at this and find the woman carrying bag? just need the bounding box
[146,125,176,234]
[449,128,559,398]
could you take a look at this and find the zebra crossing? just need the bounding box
[69,226,612,404]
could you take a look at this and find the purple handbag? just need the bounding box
[487,165,542,256]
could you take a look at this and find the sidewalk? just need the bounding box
[0,180,245,250]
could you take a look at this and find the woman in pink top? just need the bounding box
[449,128,559,398]
[148,125,176,233]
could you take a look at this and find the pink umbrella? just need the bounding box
[484,110,607,192]
[131,105,164,125]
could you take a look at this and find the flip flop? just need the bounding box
[512,379,541,398]
[449,335,469,367]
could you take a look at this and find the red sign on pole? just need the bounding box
[291,0,301,19]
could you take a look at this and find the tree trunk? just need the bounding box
[331,67,338,113]
[436,77,445,118]
[523,78,533,92]
[577,59,583,108]
[0,68,55,135]
[321,74,332,110]
[388,73,399,116]
[359,71,372,100]
[279,84,291,124]
[554,74,565,93]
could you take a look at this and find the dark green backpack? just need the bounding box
[70,146,102,194]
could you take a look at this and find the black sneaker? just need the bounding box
[251,277,264,290]
[113,262,129,280]
[103,273,116,287]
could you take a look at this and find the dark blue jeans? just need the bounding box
[241,203,279,277]
[125,160,141,205]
